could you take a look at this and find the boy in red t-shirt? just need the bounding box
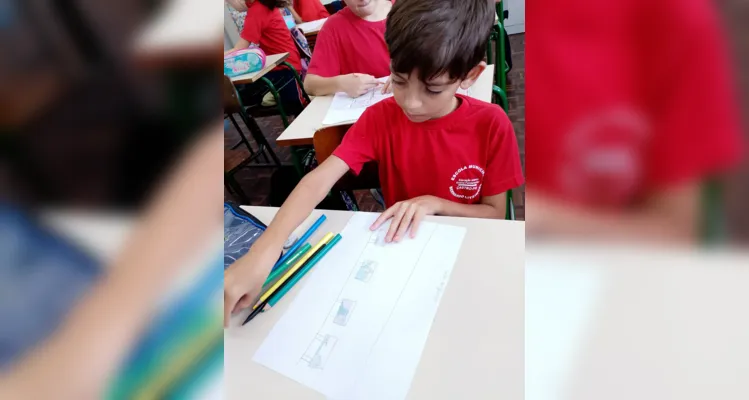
[225,0,306,111]
[224,0,524,322]
[288,0,330,23]
[526,0,743,243]
[303,0,393,97]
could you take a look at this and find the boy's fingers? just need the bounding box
[224,292,236,328]
[386,204,408,242]
[371,206,396,230]
[395,205,416,241]
[410,211,424,238]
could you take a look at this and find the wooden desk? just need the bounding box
[226,207,524,400]
[276,64,496,147]
[297,18,327,36]
[230,53,289,85]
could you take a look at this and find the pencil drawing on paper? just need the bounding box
[301,334,338,369]
[368,227,388,247]
[330,299,356,326]
[355,260,377,282]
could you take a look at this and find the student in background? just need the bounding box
[288,0,330,23]
[225,0,306,111]
[225,0,523,324]
[303,0,393,97]
[526,0,743,243]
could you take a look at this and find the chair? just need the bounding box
[223,75,282,203]
[244,61,311,129]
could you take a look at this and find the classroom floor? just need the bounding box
[224,33,527,220]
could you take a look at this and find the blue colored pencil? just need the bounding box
[267,234,342,308]
[271,214,326,271]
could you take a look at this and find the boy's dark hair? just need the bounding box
[257,0,290,10]
[385,0,494,83]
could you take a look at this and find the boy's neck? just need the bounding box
[431,96,461,120]
[361,1,392,22]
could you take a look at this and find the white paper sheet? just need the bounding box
[253,213,466,400]
[297,18,327,34]
[321,80,473,127]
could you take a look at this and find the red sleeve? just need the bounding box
[644,0,743,189]
[331,106,381,174]
[482,111,525,196]
[240,8,264,45]
[307,22,341,77]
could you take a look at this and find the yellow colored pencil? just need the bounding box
[253,232,334,308]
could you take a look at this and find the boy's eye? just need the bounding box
[392,80,406,86]
[426,88,443,95]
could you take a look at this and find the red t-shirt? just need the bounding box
[333,95,525,207]
[293,0,329,22]
[307,7,390,78]
[527,0,743,208]
[241,2,303,72]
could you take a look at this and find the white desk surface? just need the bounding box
[526,243,749,400]
[276,64,496,146]
[226,206,525,400]
[230,53,290,85]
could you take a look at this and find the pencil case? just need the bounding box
[223,47,266,78]
[224,202,267,269]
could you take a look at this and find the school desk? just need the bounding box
[230,53,290,85]
[275,64,496,147]
[297,18,327,37]
[526,244,749,400]
[230,52,309,128]
[225,206,524,400]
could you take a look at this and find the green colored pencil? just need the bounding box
[263,243,311,289]
[267,234,342,308]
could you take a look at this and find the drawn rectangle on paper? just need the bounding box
[331,299,356,326]
[301,334,338,370]
[355,260,377,282]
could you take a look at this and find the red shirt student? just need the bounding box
[292,0,330,22]
[334,95,523,207]
[233,0,303,72]
[224,0,517,325]
[303,0,393,97]
[526,0,743,240]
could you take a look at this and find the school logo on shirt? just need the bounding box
[449,165,484,200]
[560,106,651,206]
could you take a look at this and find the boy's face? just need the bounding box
[344,0,379,17]
[390,63,486,123]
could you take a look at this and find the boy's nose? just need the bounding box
[402,91,422,111]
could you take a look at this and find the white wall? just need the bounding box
[224,5,239,50]
[503,0,525,35]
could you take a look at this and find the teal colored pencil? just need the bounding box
[267,234,342,308]
[263,243,311,288]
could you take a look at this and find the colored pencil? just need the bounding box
[243,233,334,325]
[263,243,311,288]
[271,214,326,271]
[267,234,342,308]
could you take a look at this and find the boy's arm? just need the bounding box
[223,156,350,326]
[527,182,700,243]
[224,38,250,54]
[304,73,380,97]
[288,7,303,23]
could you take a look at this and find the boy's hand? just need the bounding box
[381,76,393,94]
[339,73,379,97]
[223,249,277,327]
[370,195,443,243]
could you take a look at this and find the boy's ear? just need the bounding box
[459,62,487,90]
